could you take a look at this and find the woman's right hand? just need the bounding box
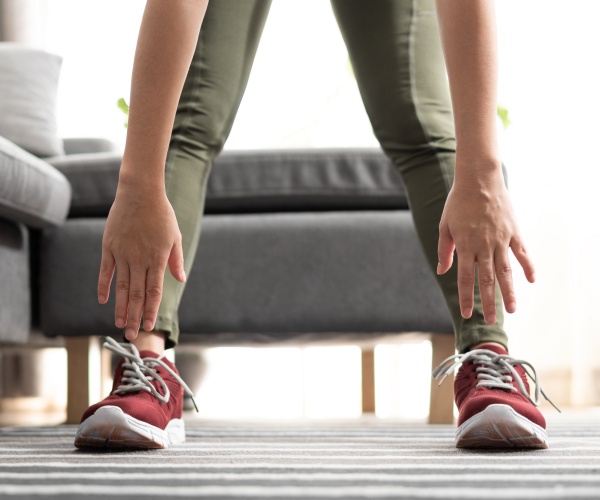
[97,178,186,341]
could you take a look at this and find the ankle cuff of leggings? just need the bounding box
[456,327,508,354]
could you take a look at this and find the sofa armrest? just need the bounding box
[0,135,71,229]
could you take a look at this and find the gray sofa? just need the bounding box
[0,136,456,423]
[41,149,453,342]
[0,44,456,425]
[32,144,455,424]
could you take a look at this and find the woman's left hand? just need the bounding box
[437,167,535,324]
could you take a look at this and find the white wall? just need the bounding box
[40,0,144,145]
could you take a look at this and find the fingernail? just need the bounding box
[98,295,105,303]
[530,273,536,283]
[436,263,442,275]
[462,308,472,318]
[487,314,497,324]
[144,320,153,331]
[180,271,187,282]
[125,328,136,340]
[116,318,125,328]
[508,302,516,313]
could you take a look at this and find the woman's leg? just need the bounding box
[76,0,272,449]
[154,0,272,349]
[330,0,506,353]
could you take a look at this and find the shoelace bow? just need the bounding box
[104,337,199,412]
[432,349,560,412]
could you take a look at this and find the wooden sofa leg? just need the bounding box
[65,337,111,424]
[361,348,375,413]
[429,333,455,424]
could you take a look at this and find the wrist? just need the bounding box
[453,156,505,192]
[454,129,500,171]
[118,167,165,195]
[454,153,502,177]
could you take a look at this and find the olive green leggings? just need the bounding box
[154,0,507,352]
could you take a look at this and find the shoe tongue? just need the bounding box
[476,343,509,356]
[138,350,174,370]
[138,350,161,359]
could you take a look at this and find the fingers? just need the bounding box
[457,249,520,323]
[437,224,455,275]
[114,262,130,330]
[459,240,533,324]
[138,237,186,333]
[470,237,533,323]
[124,267,147,341]
[111,261,168,336]
[477,255,497,324]
[494,248,516,314]
[103,241,183,338]
[510,236,536,283]
[167,235,187,283]
[142,267,164,332]
[456,252,475,319]
[98,250,115,304]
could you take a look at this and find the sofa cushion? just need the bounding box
[0,135,71,228]
[0,43,64,157]
[39,212,452,342]
[48,149,409,217]
[206,149,409,212]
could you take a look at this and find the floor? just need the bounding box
[0,412,599,499]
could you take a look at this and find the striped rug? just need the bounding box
[0,415,599,499]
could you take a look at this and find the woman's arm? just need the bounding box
[434,0,535,324]
[97,0,208,341]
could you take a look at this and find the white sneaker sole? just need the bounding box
[456,404,548,449]
[74,406,185,450]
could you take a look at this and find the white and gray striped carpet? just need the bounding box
[0,415,599,499]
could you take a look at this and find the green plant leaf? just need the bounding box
[117,98,129,128]
[497,104,511,130]
[117,97,129,115]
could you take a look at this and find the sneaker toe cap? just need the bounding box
[80,396,170,430]
[458,389,546,428]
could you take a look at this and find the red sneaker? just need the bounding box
[433,343,559,449]
[74,337,198,450]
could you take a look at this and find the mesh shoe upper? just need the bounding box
[453,344,546,428]
[80,339,193,430]
[433,343,557,428]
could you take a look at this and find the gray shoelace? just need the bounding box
[104,337,199,412]
[432,349,560,412]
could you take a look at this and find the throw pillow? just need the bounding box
[0,43,64,157]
